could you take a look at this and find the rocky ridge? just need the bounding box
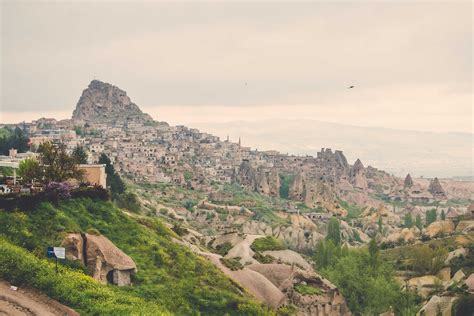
[72,80,153,125]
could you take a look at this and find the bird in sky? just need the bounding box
[348,85,355,89]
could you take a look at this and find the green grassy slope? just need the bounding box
[0,198,272,315]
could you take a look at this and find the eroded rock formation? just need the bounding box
[72,80,153,125]
[236,160,280,197]
[404,173,414,188]
[429,177,447,199]
[349,159,367,190]
[62,233,137,286]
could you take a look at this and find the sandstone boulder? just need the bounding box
[385,228,417,245]
[262,250,312,271]
[437,267,451,282]
[417,295,456,316]
[455,220,474,234]
[423,221,455,238]
[444,247,467,265]
[407,275,442,298]
[465,273,474,293]
[450,269,466,284]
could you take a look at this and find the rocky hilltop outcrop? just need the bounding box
[72,80,153,125]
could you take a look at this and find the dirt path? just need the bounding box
[0,280,78,316]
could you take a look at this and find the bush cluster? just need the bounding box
[251,236,286,252]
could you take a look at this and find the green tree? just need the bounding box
[326,217,341,245]
[404,213,414,228]
[368,238,379,271]
[440,210,446,220]
[426,209,437,226]
[73,126,83,136]
[72,146,88,164]
[409,245,448,275]
[17,158,41,183]
[36,142,84,184]
[415,215,423,230]
[378,216,383,234]
[313,240,349,270]
[98,153,125,198]
[322,249,414,315]
[0,127,30,155]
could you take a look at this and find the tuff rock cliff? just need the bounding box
[72,80,153,125]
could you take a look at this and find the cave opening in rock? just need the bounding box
[106,270,114,284]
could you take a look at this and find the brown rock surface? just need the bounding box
[423,221,455,238]
[349,159,367,190]
[72,80,153,124]
[428,177,447,199]
[62,233,137,286]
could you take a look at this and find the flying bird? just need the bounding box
[348,85,355,89]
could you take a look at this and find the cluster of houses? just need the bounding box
[1,116,470,216]
[0,147,106,195]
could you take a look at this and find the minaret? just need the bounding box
[238,137,241,148]
[226,135,229,142]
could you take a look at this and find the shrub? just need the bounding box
[253,252,275,264]
[171,223,188,236]
[215,242,233,256]
[71,185,109,200]
[251,236,285,252]
[182,199,197,211]
[294,284,322,296]
[220,257,244,271]
[115,191,141,212]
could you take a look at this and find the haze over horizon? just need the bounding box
[1,1,472,177]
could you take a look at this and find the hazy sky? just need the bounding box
[1,1,472,134]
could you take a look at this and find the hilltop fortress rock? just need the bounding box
[72,80,153,125]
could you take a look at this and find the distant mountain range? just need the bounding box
[189,119,473,178]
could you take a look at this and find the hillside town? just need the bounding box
[2,81,471,214]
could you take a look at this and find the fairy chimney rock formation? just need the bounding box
[404,173,414,188]
[429,177,447,199]
[350,159,367,190]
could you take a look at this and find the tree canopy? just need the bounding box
[315,241,419,315]
[17,158,41,183]
[35,142,84,184]
[326,217,341,245]
[0,127,29,155]
[72,146,88,164]
[404,213,414,228]
[98,153,125,198]
[426,209,437,226]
